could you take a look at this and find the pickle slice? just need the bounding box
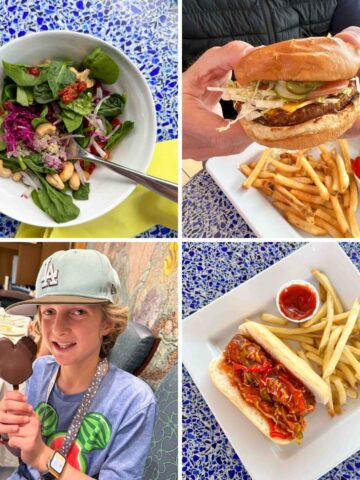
[274,81,307,101]
[286,81,323,95]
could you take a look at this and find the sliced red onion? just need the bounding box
[61,134,85,140]
[94,95,110,117]
[74,159,87,184]
[85,114,97,128]
[21,171,40,190]
[97,118,105,133]
[92,139,107,158]
[95,87,103,101]
[21,186,34,199]
[105,124,120,140]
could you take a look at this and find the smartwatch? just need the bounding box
[41,451,67,479]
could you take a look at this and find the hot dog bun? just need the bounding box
[209,321,330,444]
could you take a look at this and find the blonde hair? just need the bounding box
[33,303,128,358]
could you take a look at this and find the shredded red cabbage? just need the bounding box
[2,103,37,155]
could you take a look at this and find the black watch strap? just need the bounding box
[42,473,56,480]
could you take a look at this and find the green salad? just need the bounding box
[0,47,134,223]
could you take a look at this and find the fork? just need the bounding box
[69,140,178,203]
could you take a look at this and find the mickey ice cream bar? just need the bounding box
[0,337,37,385]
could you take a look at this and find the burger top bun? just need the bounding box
[234,37,360,84]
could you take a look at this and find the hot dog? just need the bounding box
[209,322,330,444]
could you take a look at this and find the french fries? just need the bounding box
[245,267,360,417]
[240,140,360,237]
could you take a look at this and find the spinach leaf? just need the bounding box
[74,123,91,148]
[81,48,119,84]
[2,78,17,102]
[105,120,134,150]
[0,154,21,171]
[60,91,93,116]
[47,61,76,98]
[103,117,113,135]
[31,107,50,129]
[22,154,57,174]
[0,131,6,151]
[72,182,90,200]
[3,61,48,87]
[33,83,56,104]
[59,110,83,133]
[32,118,47,129]
[98,93,127,117]
[16,86,34,107]
[31,174,80,223]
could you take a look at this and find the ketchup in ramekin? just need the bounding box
[352,156,360,191]
[276,280,320,323]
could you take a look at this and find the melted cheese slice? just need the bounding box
[279,100,314,112]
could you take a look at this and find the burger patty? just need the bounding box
[234,80,358,127]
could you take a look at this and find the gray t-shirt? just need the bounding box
[9,355,156,480]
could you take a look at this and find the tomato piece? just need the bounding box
[90,140,110,160]
[59,81,88,103]
[80,160,96,175]
[26,67,41,76]
[111,118,122,127]
[307,80,349,99]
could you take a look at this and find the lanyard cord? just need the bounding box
[42,357,108,456]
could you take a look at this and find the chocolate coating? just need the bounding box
[0,336,37,385]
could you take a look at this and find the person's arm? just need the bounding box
[0,393,94,479]
[183,40,255,161]
[331,0,360,34]
[97,400,156,480]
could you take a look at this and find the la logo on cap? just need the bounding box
[41,261,59,288]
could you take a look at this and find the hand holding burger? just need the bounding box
[226,36,360,149]
[182,41,254,161]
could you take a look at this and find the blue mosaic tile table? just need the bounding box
[183,170,255,238]
[0,0,177,238]
[182,242,360,479]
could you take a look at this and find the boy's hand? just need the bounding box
[0,391,32,435]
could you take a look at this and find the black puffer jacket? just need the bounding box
[183,0,360,70]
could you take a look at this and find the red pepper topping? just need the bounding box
[233,359,271,373]
[267,418,292,440]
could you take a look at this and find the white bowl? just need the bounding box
[276,279,320,323]
[0,31,156,228]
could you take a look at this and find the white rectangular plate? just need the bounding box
[206,139,360,238]
[183,243,360,480]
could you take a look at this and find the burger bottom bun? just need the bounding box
[239,96,360,150]
[209,354,291,444]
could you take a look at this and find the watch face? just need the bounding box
[51,451,66,474]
